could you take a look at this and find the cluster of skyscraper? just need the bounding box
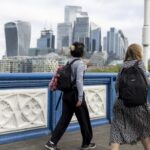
[4,5,128,64]
[4,21,55,57]
[57,6,128,60]
[57,6,101,52]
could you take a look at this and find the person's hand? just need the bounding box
[76,100,82,107]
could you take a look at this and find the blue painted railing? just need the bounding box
[0,72,149,144]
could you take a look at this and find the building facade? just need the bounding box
[90,23,101,52]
[37,29,55,49]
[57,6,82,51]
[72,12,90,51]
[57,23,72,50]
[64,6,82,23]
[103,27,128,60]
[0,54,67,73]
[57,5,102,54]
[5,21,31,56]
[28,48,55,56]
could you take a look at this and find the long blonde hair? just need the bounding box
[124,43,142,61]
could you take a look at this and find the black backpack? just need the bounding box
[118,61,148,107]
[56,59,79,92]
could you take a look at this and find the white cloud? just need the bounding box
[0,0,146,56]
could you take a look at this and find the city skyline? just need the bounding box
[0,0,144,58]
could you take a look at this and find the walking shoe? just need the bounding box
[45,141,60,150]
[80,143,96,150]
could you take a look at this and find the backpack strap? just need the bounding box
[134,60,140,67]
[69,58,80,65]
[70,58,81,86]
[134,60,148,86]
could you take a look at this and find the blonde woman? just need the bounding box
[110,44,150,150]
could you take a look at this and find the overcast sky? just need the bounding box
[0,0,144,57]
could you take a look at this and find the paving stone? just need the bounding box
[0,125,144,150]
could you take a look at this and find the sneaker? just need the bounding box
[80,143,96,150]
[45,141,60,150]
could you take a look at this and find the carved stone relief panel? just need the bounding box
[71,85,107,122]
[0,88,47,134]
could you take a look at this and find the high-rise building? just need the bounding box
[37,29,55,49]
[107,28,117,55]
[103,27,128,60]
[57,6,84,51]
[57,6,82,51]
[103,37,107,51]
[57,23,72,50]
[72,12,90,51]
[118,30,128,59]
[57,5,101,53]
[90,23,101,52]
[5,21,31,56]
[64,6,82,23]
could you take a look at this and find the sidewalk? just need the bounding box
[0,125,143,150]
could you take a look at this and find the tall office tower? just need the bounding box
[57,23,72,50]
[103,36,107,51]
[107,28,117,55]
[57,6,82,51]
[5,21,31,56]
[90,22,101,52]
[57,6,91,51]
[64,6,82,23]
[104,27,128,60]
[72,12,90,51]
[37,29,55,49]
[118,30,128,59]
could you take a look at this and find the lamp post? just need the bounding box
[142,0,150,71]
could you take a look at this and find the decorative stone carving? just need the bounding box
[0,89,47,134]
[71,85,106,122]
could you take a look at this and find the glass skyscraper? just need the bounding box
[64,6,82,23]
[5,21,31,56]
[103,27,128,60]
[57,23,72,50]
[90,23,101,52]
[57,5,101,53]
[73,12,90,51]
[57,6,82,50]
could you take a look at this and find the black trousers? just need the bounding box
[50,91,93,146]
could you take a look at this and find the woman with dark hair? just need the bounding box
[110,43,150,150]
[45,42,96,150]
